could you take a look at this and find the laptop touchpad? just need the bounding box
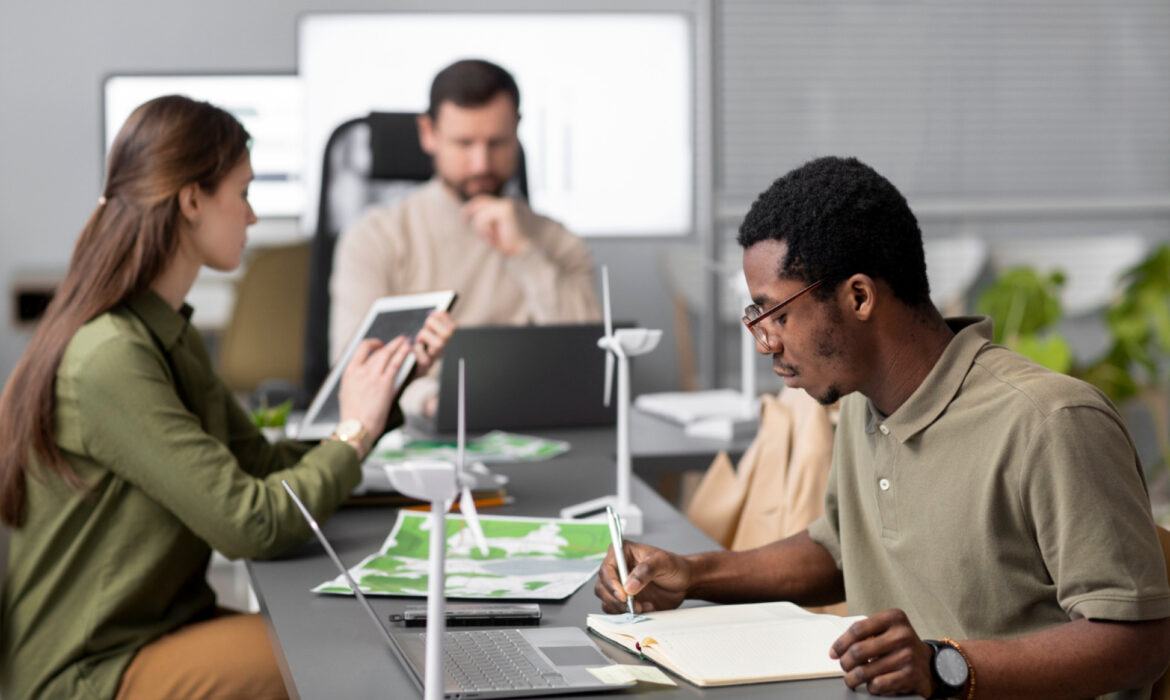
[540,645,610,667]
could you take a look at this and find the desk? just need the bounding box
[247,427,890,699]
[629,408,752,480]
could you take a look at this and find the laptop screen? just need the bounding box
[434,324,622,432]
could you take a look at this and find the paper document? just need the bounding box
[586,665,677,686]
[635,389,755,425]
[313,511,610,599]
[587,601,863,687]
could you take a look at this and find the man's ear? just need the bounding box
[844,274,878,321]
[177,183,201,226]
[417,114,436,156]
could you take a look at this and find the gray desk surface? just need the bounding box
[629,408,752,476]
[247,425,886,700]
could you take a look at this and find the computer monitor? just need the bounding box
[297,11,695,237]
[102,73,304,219]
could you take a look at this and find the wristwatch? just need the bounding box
[925,639,969,699]
[331,419,367,450]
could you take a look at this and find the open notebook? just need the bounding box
[586,601,863,687]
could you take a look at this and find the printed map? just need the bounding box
[313,511,610,599]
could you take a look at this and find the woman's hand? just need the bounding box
[336,336,411,458]
[412,310,456,377]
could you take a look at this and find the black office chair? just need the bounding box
[300,112,529,405]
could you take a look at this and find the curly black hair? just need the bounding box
[736,156,931,308]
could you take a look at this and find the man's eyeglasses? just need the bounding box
[741,279,826,351]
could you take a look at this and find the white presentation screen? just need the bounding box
[298,13,693,237]
[103,74,304,218]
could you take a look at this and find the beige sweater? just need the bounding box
[330,179,601,414]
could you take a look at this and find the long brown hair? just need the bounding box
[0,95,250,527]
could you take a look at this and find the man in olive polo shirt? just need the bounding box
[595,157,1170,699]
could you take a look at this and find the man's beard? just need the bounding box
[812,386,843,406]
[447,174,505,201]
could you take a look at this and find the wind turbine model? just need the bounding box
[560,266,660,535]
[383,359,488,700]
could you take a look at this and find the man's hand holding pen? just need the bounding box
[595,539,692,614]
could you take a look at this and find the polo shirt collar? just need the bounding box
[125,290,193,351]
[866,316,993,442]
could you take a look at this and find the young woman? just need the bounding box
[0,95,454,700]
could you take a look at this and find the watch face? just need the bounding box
[335,419,363,441]
[935,646,969,687]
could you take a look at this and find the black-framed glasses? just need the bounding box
[741,279,826,351]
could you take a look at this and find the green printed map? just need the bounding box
[312,512,611,599]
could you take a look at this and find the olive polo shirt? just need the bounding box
[1,291,361,700]
[808,317,1170,699]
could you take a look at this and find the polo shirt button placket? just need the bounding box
[879,424,890,435]
[878,478,890,491]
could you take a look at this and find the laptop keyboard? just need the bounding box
[441,629,570,692]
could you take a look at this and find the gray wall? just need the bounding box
[0,0,710,395]
[3,0,1169,400]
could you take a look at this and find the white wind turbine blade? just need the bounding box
[459,488,489,556]
[602,266,615,407]
[604,353,614,407]
[455,359,488,555]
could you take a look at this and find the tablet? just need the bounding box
[295,290,456,440]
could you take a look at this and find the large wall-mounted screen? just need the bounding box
[298,13,693,237]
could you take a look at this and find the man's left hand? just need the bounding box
[829,608,935,698]
[462,195,532,257]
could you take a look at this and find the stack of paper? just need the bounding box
[587,602,862,687]
[634,389,758,441]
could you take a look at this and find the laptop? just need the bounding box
[281,482,632,699]
[426,324,623,433]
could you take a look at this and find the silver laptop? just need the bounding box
[282,481,632,699]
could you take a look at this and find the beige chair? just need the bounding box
[684,387,842,615]
[217,241,311,397]
[684,388,834,552]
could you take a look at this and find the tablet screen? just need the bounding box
[311,307,433,425]
[297,290,456,440]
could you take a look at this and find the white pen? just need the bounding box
[605,505,636,615]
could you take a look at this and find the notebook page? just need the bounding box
[648,615,852,685]
[587,602,863,686]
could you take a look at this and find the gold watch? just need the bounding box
[331,419,367,447]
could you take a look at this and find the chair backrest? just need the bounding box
[218,241,311,397]
[300,112,528,403]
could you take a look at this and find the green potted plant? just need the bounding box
[976,267,1074,374]
[976,244,1170,497]
[251,398,294,442]
[1079,245,1170,476]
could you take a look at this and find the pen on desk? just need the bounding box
[605,505,636,615]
